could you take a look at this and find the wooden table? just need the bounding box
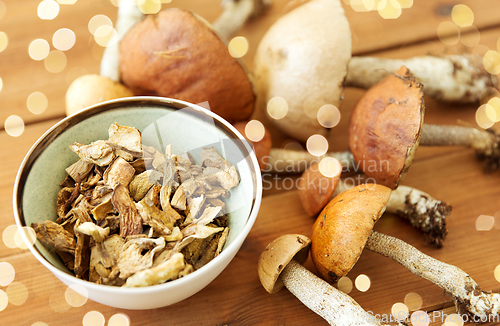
[1,0,500,325]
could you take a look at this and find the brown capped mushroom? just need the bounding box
[299,163,450,248]
[312,184,500,320]
[350,65,500,189]
[258,234,405,326]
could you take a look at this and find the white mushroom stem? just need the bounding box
[100,0,144,81]
[265,149,355,173]
[334,181,450,248]
[282,259,403,326]
[420,124,500,171]
[346,54,497,103]
[366,231,500,319]
[212,0,271,40]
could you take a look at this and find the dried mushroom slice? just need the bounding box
[171,186,187,211]
[182,229,222,270]
[124,252,186,287]
[70,140,115,166]
[201,146,240,190]
[89,234,125,283]
[103,157,135,188]
[74,227,91,279]
[117,237,166,279]
[108,123,142,159]
[112,183,143,237]
[32,220,76,255]
[56,187,75,220]
[74,222,110,242]
[128,170,161,201]
[136,201,173,235]
[65,159,94,182]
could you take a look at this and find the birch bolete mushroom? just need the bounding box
[299,162,450,247]
[258,234,405,326]
[118,1,270,123]
[253,0,496,142]
[312,184,500,320]
[350,65,500,190]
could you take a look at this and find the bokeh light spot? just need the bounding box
[476,104,495,129]
[451,4,474,27]
[396,0,412,9]
[29,39,50,61]
[476,215,495,231]
[38,0,59,20]
[228,36,249,58]
[88,14,112,35]
[244,120,265,142]
[336,276,353,294]
[3,224,18,248]
[108,313,131,326]
[27,92,48,115]
[0,262,15,286]
[15,226,37,249]
[0,290,8,312]
[6,282,28,306]
[94,25,116,47]
[317,104,341,128]
[319,157,342,178]
[404,292,423,310]
[0,31,8,52]
[487,97,500,122]
[32,323,49,326]
[83,311,105,326]
[0,77,3,91]
[4,115,25,137]
[483,50,500,75]
[53,28,76,51]
[65,284,88,307]
[444,313,464,326]
[411,310,430,326]
[391,302,409,321]
[378,0,401,19]
[437,21,460,46]
[355,274,371,292]
[137,0,161,14]
[44,50,67,73]
[49,291,71,313]
[306,134,329,157]
[267,96,288,120]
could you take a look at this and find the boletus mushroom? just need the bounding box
[312,184,500,320]
[350,65,500,189]
[258,234,405,326]
[299,162,450,247]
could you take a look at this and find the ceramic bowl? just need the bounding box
[13,96,262,310]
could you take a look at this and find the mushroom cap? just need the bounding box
[258,234,311,294]
[233,121,272,171]
[311,184,391,283]
[298,161,342,217]
[348,66,424,189]
[119,8,255,124]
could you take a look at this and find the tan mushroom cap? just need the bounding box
[348,66,424,189]
[298,161,342,217]
[311,184,391,283]
[119,8,255,124]
[258,234,311,294]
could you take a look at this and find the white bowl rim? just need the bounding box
[12,95,263,295]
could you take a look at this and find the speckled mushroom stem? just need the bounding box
[212,0,271,40]
[265,149,355,173]
[366,231,500,319]
[100,0,144,81]
[282,260,403,326]
[334,182,450,248]
[346,55,498,103]
[420,124,500,172]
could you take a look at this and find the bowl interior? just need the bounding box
[17,97,260,276]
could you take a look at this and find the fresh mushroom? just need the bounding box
[350,65,500,189]
[312,184,500,320]
[299,162,450,247]
[258,234,405,326]
[118,1,270,124]
[253,0,497,142]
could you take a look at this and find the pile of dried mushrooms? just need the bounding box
[32,123,240,287]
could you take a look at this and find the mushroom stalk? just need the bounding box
[212,0,270,40]
[333,182,450,248]
[420,124,500,171]
[345,55,497,103]
[282,260,403,326]
[366,230,500,319]
[265,148,355,173]
[100,0,144,81]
